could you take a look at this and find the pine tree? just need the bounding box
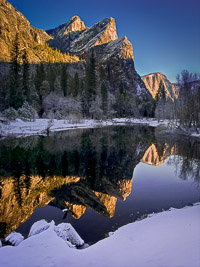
[156,81,166,101]
[35,64,47,117]
[81,80,89,117]
[35,63,45,93]
[48,66,56,92]
[40,80,50,98]
[85,50,96,102]
[9,34,23,109]
[68,76,75,96]
[155,81,166,120]
[101,81,108,115]
[54,77,62,94]
[73,72,80,97]
[89,96,103,119]
[119,81,124,95]
[0,73,9,111]
[22,49,30,102]
[100,66,105,79]
[61,65,68,96]
[29,83,40,111]
[115,82,126,117]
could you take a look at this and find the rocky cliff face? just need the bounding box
[0,0,50,62]
[0,0,149,97]
[47,15,147,95]
[141,72,178,100]
[47,16,118,55]
[47,16,87,39]
[0,0,80,64]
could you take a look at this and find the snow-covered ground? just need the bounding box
[0,204,199,267]
[0,118,169,138]
[1,117,199,140]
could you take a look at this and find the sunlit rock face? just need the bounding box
[47,16,118,55]
[48,16,87,39]
[141,72,178,100]
[141,143,175,166]
[0,0,51,62]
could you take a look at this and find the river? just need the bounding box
[0,125,199,245]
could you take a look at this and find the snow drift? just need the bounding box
[0,204,199,267]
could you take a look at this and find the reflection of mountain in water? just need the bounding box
[141,138,200,182]
[51,177,133,219]
[0,174,133,238]
[0,126,153,238]
[141,143,175,166]
[0,175,80,238]
[1,126,199,239]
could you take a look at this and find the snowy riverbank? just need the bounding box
[1,117,199,139]
[0,117,169,138]
[0,204,199,267]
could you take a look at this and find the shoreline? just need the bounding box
[1,117,199,139]
[0,203,199,267]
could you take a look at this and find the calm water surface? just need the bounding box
[0,126,199,244]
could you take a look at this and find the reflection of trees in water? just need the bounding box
[24,157,32,192]
[0,126,200,239]
[0,126,155,239]
[0,126,154,182]
[168,156,200,183]
[1,127,199,187]
[156,137,200,183]
[145,132,200,183]
[0,222,8,239]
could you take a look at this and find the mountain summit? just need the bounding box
[47,15,147,95]
[47,16,87,39]
[141,72,178,100]
[47,16,118,55]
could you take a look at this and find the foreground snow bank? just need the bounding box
[28,220,84,248]
[0,204,199,267]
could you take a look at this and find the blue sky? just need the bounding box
[9,0,200,82]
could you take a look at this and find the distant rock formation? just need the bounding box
[141,72,178,100]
